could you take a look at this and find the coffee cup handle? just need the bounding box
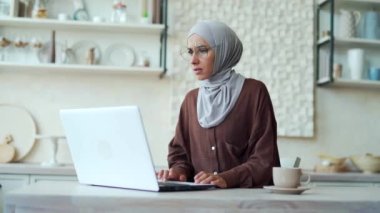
[301,174,311,186]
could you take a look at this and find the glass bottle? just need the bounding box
[32,0,48,19]
[110,0,127,23]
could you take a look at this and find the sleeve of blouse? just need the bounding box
[218,82,280,188]
[167,97,195,179]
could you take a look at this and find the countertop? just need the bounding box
[0,163,76,176]
[1,163,380,183]
[4,181,380,213]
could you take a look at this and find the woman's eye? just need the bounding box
[198,48,208,54]
[187,49,194,55]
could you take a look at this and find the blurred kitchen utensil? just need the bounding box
[0,105,36,161]
[368,67,380,81]
[72,40,101,65]
[280,157,301,168]
[36,134,66,167]
[347,48,365,80]
[350,153,380,174]
[361,10,380,39]
[314,153,348,173]
[339,9,361,38]
[318,153,346,166]
[0,134,15,163]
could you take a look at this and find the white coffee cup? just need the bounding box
[92,16,105,23]
[347,48,364,80]
[58,13,70,21]
[273,167,310,188]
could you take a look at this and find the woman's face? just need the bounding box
[187,34,215,80]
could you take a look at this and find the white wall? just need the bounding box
[0,71,172,166]
[279,87,380,169]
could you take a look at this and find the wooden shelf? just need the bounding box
[317,36,331,45]
[317,37,380,46]
[0,62,163,75]
[331,78,380,88]
[317,0,330,7]
[0,17,165,34]
[318,0,380,10]
[335,37,380,47]
[335,0,380,8]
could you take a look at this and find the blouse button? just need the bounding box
[211,146,215,151]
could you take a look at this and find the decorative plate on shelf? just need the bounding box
[104,43,136,67]
[71,41,101,65]
[0,105,36,161]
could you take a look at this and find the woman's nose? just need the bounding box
[191,53,199,64]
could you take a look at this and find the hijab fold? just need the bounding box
[188,21,245,128]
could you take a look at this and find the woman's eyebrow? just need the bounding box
[187,44,209,49]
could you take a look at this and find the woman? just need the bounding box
[157,20,280,188]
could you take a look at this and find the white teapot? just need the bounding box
[339,9,361,38]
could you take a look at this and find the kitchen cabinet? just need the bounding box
[0,174,77,213]
[0,164,76,213]
[0,174,28,213]
[0,0,168,78]
[316,0,380,88]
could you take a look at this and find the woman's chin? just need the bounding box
[196,75,207,80]
[195,73,212,81]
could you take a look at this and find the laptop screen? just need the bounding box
[60,106,160,191]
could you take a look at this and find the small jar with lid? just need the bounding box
[32,0,48,19]
[138,51,150,67]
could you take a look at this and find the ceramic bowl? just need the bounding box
[350,154,380,173]
[318,154,346,166]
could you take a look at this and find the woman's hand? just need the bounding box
[156,168,187,182]
[194,171,227,188]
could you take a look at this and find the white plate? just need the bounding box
[104,43,135,67]
[263,186,310,195]
[71,41,101,65]
[0,105,36,161]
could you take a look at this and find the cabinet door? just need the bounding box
[30,175,77,184]
[0,174,29,213]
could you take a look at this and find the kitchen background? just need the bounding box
[0,0,379,169]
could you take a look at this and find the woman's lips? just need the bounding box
[193,68,202,74]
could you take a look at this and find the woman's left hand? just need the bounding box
[194,171,227,188]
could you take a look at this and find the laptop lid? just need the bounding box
[60,106,160,191]
[60,105,215,192]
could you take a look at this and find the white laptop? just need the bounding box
[60,105,215,192]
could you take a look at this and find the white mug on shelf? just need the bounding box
[347,48,364,80]
[58,13,69,21]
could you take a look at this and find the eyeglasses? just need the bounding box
[180,45,214,61]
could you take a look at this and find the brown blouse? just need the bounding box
[168,78,280,188]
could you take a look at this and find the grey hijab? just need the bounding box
[188,20,245,128]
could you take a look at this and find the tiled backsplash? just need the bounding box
[168,0,315,137]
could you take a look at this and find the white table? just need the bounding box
[4,181,380,213]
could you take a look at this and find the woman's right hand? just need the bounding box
[156,168,187,182]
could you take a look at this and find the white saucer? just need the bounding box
[263,186,310,195]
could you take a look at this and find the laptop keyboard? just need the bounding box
[158,181,188,187]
